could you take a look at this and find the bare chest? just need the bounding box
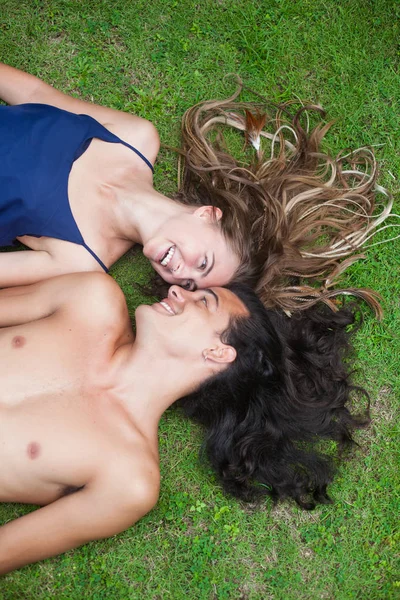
[0,320,99,406]
[0,389,142,505]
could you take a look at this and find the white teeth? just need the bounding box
[160,301,174,315]
[160,246,175,267]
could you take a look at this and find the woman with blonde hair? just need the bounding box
[0,64,395,313]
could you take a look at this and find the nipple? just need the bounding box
[12,336,26,348]
[27,442,41,460]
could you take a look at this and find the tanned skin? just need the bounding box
[0,273,244,574]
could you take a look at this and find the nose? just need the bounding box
[168,285,186,303]
[168,285,196,303]
[170,264,191,284]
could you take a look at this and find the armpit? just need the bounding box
[62,484,85,497]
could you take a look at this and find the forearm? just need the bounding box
[0,269,74,327]
[0,517,91,576]
[0,483,146,575]
[0,520,68,575]
[0,285,53,327]
[0,62,87,112]
[0,249,57,289]
[0,63,48,106]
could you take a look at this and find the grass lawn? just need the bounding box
[0,0,399,598]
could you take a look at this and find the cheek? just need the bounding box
[179,222,212,255]
[152,261,175,284]
[218,248,240,282]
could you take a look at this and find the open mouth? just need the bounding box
[160,301,175,315]
[160,246,175,268]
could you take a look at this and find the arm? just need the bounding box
[0,63,45,105]
[0,249,73,289]
[0,245,105,289]
[0,476,157,575]
[0,63,160,163]
[0,271,113,328]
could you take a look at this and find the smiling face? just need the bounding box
[135,285,249,365]
[142,206,240,290]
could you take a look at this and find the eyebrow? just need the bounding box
[204,288,219,307]
[201,253,215,279]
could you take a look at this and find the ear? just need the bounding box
[203,345,237,365]
[193,205,223,223]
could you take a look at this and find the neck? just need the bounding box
[107,342,214,439]
[112,180,190,244]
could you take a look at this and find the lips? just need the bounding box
[159,300,175,315]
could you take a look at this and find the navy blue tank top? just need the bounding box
[0,103,154,271]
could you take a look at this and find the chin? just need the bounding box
[135,304,151,320]
[134,304,159,337]
[157,270,175,285]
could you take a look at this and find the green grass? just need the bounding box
[0,0,399,598]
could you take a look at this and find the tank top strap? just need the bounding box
[88,118,155,173]
[81,241,109,273]
[117,139,155,173]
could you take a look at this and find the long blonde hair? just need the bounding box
[174,79,397,316]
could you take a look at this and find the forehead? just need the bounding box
[212,287,250,319]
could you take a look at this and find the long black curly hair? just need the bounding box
[178,283,369,510]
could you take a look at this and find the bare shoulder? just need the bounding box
[106,114,160,167]
[69,98,161,167]
[100,449,160,517]
[3,64,161,167]
[62,272,129,323]
[123,465,160,515]
[59,271,122,299]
